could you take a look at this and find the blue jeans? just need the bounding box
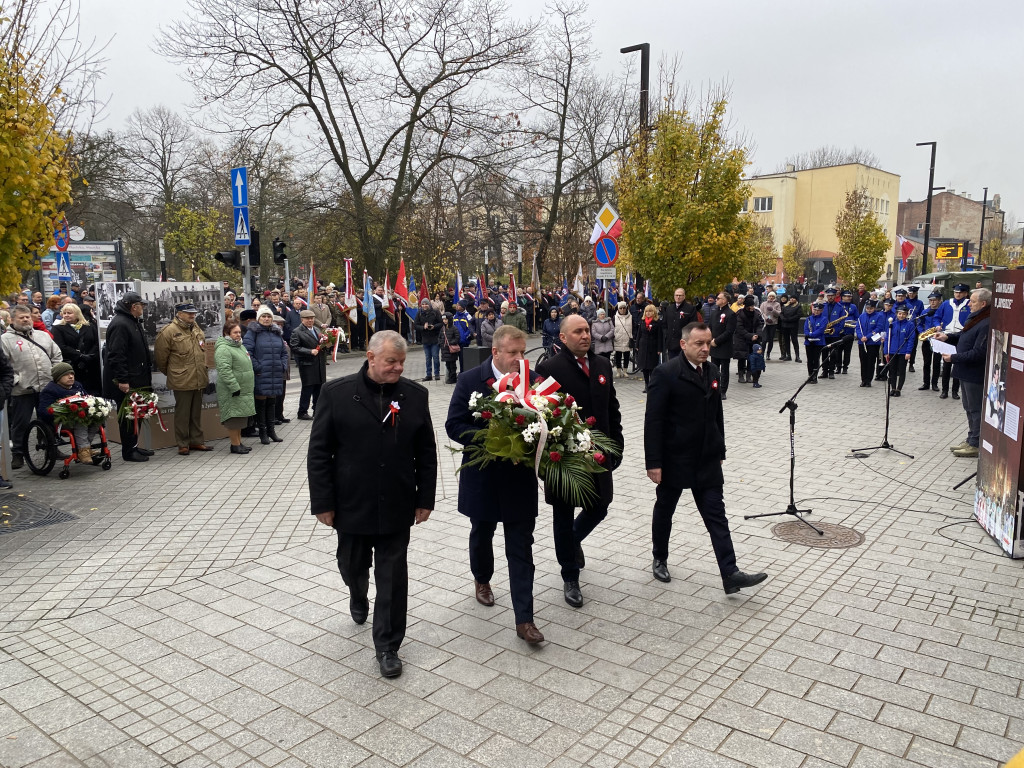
[423,343,440,377]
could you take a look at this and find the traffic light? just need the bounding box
[248,229,261,267]
[214,250,242,269]
[273,237,287,265]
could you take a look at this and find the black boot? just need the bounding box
[265,400,283,443]
[256,401,272,445]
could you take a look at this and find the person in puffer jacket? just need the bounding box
[243,306,289,445]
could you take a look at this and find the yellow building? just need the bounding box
[745,163,901,283]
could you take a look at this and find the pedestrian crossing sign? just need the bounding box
[234,207,251,246]
[56,252,73,281]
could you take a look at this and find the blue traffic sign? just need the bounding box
[234,207,251,246]
[231,167,249,208]
[593,235,618,267]
[56,252,73,281]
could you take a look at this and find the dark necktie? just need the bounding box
[577,357,589,376]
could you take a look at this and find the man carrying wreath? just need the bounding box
[445,325,545,645]
[101,292,153,463]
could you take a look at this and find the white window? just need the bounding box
[753,196,773,212]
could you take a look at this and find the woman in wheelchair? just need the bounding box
[38,362,100,462]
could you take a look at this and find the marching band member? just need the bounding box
[820,288,844,379]
[882,305,915,397]
[935,283,971,400]
[875,297,896,381]
[916,291,944,392]
[856,299,885,387]
[803,301,827,383]
[904,286,925,373]
[838,289,859,375]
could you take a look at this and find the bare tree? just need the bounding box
[777,145,881,173]
[162,0,535,277]
[121,105,198,211]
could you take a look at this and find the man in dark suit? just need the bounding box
[307,331,436,679]
[536,315,624,608]
[290,309,328,419]
[707,293,736,400]
[445,326,544,644]
[660,288,700,360]
[644,322,768,593]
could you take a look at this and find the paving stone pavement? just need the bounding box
[0,340,1021,768]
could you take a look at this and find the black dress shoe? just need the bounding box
[10,456,23,470]
[932,384,939,392]
[297,413,313,420]
[376,649,403,678]
[574,542,586,570]
[859,383,868,387]
[909,364,915,373]
[722,571,768,594]
[652,559,671,583]
[918,384,930,390]
[940,391,948,399]
[350,594,369,625]
[135,447,155,456]
[827,373,835,379]
[124,451,149,462]
[563,580,583,608]
[230,444,249,454]
[952,391,960,400]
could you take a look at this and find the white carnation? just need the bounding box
[469,391,481,408]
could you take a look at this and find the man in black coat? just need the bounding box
[536,315,624,608]
[413,298,443,381]
[307,331,436,679]
[290,309,327,419]
[660,288,701,360]
[644,322,768,593]
[445,326,545,645]
[707,293,736,399]
[102,292,154,463]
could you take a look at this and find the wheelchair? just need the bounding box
[22,420,113,479]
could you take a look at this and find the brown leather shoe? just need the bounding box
[177,447,190,456]
[516,622,544,644]
[474,581,494,606]
[189,444,214,451]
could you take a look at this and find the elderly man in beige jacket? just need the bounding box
[155,302,211,454]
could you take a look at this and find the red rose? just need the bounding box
[564,396,575,407]
[593,452,605,465]
[481,411,493,420]
[549,451,562,462]
[485,378,496,387]
[552,407,562,417]
[515,415,525,425]
[586,416,597,427]
[47,407,54,414]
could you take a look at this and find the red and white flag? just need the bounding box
[897,236,914,271]
[508,272,517,304]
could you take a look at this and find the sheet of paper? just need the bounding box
[1005,403,1020,442]
[871,333,882,342]
[929,339,957,356]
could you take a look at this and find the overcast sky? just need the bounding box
[81,0,1024,231]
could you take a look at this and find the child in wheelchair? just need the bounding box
[37,362,100,462]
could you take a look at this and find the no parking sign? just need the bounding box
[53,216,70,252]
[593,235,618,267]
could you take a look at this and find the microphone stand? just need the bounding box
[744,375,823,534]
[849,319,915,459]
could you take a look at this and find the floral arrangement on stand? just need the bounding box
[49,395,113,428]
[456,359,620,506]
[318,327,345,361]
[116,389,168,434]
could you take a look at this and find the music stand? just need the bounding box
[850,324,915,460]
[745,375,824,535]
[953,472,977,491]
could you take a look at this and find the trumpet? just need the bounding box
[824,310,849,333]
[919,327,942,341]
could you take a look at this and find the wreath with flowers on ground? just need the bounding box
[455,360,621,507]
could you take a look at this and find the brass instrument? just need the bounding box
[919,327,942,341]
[824,310,848,334]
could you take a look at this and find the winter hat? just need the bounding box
[743,295,756,307]
[239,309,257,321]
[256,305,274,319]
[752,344,762,353]
[51,362,74,381]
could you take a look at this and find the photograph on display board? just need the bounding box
[136,282,224,409]
[91,281,136,329]
[984,330,1009,434]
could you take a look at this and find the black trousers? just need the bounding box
[614,350,631,370]
[941,361,960,396]
[921,341,941,387]
[841,336,854,370]
[551,499,608,582]
[652,484,737,577]
[909,337,919,368]
[275,385,287,420]
[298,383,322,415]
[8,393,38,458]
[469,517,536,624]
[336,527,410,652]
[109,389,139,458]
[886,355,907,393]
[805,344,822,378]
[711,356,730,396]
[763,325,777,357]
[822,337,841,374]
[780,326,800,359]
[858,344,880,386]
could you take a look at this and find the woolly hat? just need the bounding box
[743,295,756,307]
[256,305,274,319]
[51,362,74,381]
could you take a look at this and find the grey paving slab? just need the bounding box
[0,346,1021,767]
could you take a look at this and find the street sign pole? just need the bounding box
[243,248,252,309]
[284,259,290,292]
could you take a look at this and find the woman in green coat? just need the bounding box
[215,321,257,454]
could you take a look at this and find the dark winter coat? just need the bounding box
[445,359,542,523]
[707,305,736,360]
[440,322,461,362]
[635,317,663,371]
[52,321,101,395]
[780,301,803,329]
[290,323,328,387]
[536,346,623,508]
[732,308,766,359]
[243,322,289,396]
[541,316,561,349]
[307,365,437,533]
[947,306,991,385]
[644,355,725,489]
[102,306,152,397]
[660,300,701,353]
[414,308,443,345]
[0,346,13,403]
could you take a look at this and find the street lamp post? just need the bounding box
[978,187,990,265]
[483,247,489,285]
[619,43,650,133]
[516,244,523,287]
[915,142,944,276]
